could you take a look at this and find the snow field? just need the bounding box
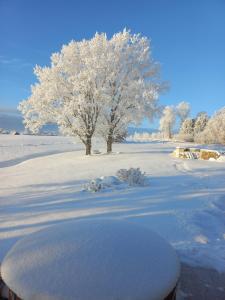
[0,135,225,275]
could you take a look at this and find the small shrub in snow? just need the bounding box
[85,176,121,192]
[116,168,147,186]
[85,169,147,192]
[85,178,103,192]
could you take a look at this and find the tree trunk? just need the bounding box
[106,135,113,153]
[85,137,92,155]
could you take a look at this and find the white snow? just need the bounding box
[1,219,180,300]
[0,135,225,274]
[0,135,81,168]
[217,155,225,162]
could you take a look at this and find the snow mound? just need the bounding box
[1,219,180,300]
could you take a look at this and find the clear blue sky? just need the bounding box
[1,0,225,120]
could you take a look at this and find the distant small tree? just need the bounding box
[159,106,176,139]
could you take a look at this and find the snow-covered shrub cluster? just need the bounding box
[85,168,147,192]
[85,178,103,192]
[116,168,147,186]
[85,176,121,192]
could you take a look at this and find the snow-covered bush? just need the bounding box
[116,168,147,186]
[85,178,103,192]
[85,169,147,192]
[85,176,121,192]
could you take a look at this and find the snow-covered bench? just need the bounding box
[1,219,180,300]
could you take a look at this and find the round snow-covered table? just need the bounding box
[1,219,180,300]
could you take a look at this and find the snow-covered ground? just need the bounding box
[0,135,82,168]
[0,135,225,298]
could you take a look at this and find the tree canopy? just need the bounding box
[19,30,163,154]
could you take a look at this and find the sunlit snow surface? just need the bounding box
[0,135,225,272]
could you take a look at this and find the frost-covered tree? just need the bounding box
[19,30,163,155]
[179,118,195,134]
[98,30,163,153]
[176,101,190,127]
[198,107,225,144]
[159,106,176,139]
[19,33,111,155]
[178,118,195,142]
[194,112,209,136]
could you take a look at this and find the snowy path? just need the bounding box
[0,137,224,277]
